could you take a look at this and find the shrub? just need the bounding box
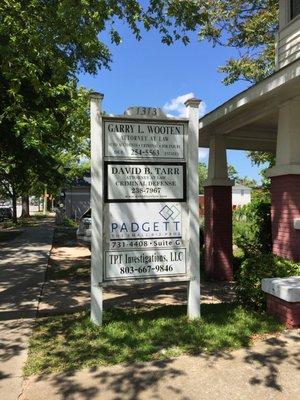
[236,254,300,311]
[63,218,78,228]
[233,198,272,257]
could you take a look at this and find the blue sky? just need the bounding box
[78,23,264,183]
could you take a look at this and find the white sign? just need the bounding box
[104,119,185,160]
[109,203,182,239]
[105,163,186,201]
[109,238,182,250]
[90,97,200,325]
[105,249,186,280]
[108,202,183,249]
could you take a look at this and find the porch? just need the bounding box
[199,59,300,280]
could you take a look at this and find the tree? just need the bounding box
[199,163,207,194]
[0,84,90,220]
[199,162,257,194]
[228,165,238,181]
[246,150,276,189]
[167,0,278,84]
[1,1,278,214]
[0,1,190,217]
[166,1,278,168]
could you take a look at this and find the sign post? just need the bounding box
[90,92,104,325]
[185,98,201,318]
[90,96,201,325]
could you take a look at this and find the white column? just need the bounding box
[185,98,201,319]
[90,92,104,325]
[266,97,300,177]
[204,135,234,187]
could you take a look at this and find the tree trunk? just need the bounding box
[12,188,17,223]
[47,195,52,211]
[43,186,47,215]
[21,195,30,218]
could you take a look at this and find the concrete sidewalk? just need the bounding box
[0,220,54,400]
[23,329,300,400]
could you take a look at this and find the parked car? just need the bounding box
[0,206,13,221]
[76,208,91,243]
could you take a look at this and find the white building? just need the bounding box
[232,184,252,208]
[199,184,252,214]
[62,176,91,219]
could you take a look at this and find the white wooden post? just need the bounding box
[185,98,201,319]
[90,92,104,325]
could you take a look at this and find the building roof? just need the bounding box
[199,183,252,194]
[199,59,300,152]
[233,184,252,190]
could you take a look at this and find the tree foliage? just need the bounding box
[0,0,192,213]
[246,150,276,188]
[199,162,256,194]
[0,1,279,215]
[233,196,272,257]
[167,0,278,84]
[199,163,207,194]
[236,254,300,310]
[229,164,257,188]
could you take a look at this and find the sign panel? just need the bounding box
[105,248,186,280]
[105,163,186,202]
[104,119,185,160]
[91,99,200,323]
[108,202,183,249]
[109,238,182,250]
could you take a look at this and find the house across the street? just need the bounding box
[199,184,252,215]
[62,176,90,219]
[232,184,252,208]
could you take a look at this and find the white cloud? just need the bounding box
[163,93,208,164]
[198,148,209,162]
[163,93,206,118]
[199,102,207,117]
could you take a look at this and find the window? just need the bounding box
[291,0,300,20]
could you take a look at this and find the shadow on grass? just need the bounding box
[46,258,90,280]
[0,215,52,230]
[25,303,283,378]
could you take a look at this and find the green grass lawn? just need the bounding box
[0,230,22,242]
[0,213,50,229]
[24,303,283,376]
